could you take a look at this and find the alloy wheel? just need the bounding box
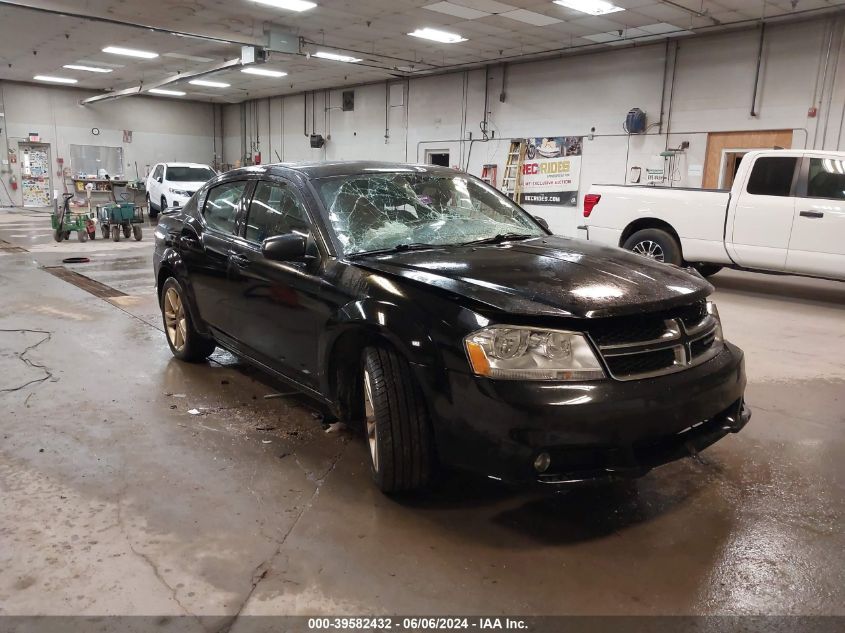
[163,287,187,352]
[363,369,379,472]
[632,240,665,262]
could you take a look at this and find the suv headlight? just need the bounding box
[464,326,605,381]
[169,187,192,197]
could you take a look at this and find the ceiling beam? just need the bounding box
[80,57,243,104]
[658,0,721,25]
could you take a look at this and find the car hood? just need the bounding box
[166,181,206,192]
[351,236,712,319]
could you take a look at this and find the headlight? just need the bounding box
[464,326,605,381]
[707,301,724,342]
[169,188,192,196]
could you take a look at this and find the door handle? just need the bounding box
[230,254,250,268]
[800,210,824,219]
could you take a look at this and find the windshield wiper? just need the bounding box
[348,242,439,258]
[459,233,535,247]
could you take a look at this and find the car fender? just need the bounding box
[156,246,210,336]
[319,298,447,399]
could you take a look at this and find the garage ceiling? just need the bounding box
[0,0,843,102]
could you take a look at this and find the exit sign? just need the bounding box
[28,133,40,142]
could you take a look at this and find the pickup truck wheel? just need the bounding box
[694,264,723,278]
[362,346,435,494]
[160,277,215,362]
[624,229,682,266]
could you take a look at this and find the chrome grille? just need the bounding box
[588,301,721,381]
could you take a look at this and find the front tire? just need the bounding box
[362,346,435,493]
[623,228,682,266]
[160,277,215,362]
[147,194,158,219]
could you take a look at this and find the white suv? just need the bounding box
[146,162,216,217]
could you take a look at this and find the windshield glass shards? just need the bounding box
[313,172,545,256]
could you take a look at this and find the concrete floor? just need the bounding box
[0,207,843,620]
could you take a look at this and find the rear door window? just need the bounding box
[204,181,247,234]
[806,158,845,201]
[746,157,798,197]
[244,181,310,243]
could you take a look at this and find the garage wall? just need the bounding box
[0,81,219,207]
[224,15,845,236]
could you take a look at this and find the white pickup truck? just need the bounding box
[581,149,845,281]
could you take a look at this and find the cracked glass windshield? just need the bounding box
[314,171,545,255]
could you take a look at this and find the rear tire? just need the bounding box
[160,277,215,362]
[623,228,682,266]
[132,225,142,241]
[122,224,131,239]
[102,225,110,239]
[361,346,435,494]
[112,226,120,242]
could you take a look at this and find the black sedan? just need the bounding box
[153,161,750,493]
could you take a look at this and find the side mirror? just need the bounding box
[157,176,163,184]
[262,234,307,262]
[534,215,550,231]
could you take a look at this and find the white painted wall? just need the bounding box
[223,16,845,237]
[0,82,218,207]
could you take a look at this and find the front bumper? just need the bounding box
[425,342,748,485]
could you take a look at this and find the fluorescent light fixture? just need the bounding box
[252,0,317,11]
[189,79,231,88]
[63,64,113,73]
[34,75,78,84]
[553,0,624,15]
[102,46,159,59]
[313,51,362,63]
[241,67,288,77]
[408,27,467,43]
[148,88,186,96]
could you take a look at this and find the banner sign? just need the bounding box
[520,136,583,206]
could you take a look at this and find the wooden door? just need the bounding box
[702,130,794,189]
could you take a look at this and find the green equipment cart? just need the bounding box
[96,201,144,242]
[52,193,96,242]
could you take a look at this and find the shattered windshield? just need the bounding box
[314,171,545,255]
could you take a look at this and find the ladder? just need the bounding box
[501,140,526,203]
[481,164,498,188]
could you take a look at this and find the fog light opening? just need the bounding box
[534,452,551,474]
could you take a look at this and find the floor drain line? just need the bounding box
[42,266,128,299]
[0,239,28,253]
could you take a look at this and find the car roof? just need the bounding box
[162,162,213,168]
[231,161,461,180]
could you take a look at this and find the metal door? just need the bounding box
[20,143,52,207]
